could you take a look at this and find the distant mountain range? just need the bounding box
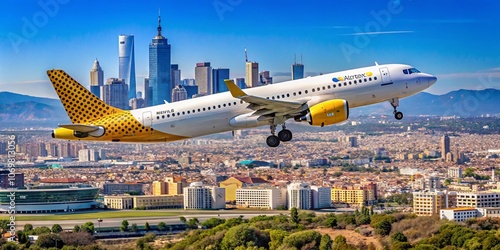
[0,89,499,126]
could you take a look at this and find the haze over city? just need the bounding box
[1,0,499,98]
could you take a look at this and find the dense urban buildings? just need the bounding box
[149,13,171,104]
[118,35,136,101]
[171,85,187,102]
[89,59,104,98]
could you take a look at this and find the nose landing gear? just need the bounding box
[389,98,404,120]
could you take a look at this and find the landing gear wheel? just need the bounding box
[278,129,293,142]
[266,135,280,147]
[395,111,403,120]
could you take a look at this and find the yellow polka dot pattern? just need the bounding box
[47,69,188,142]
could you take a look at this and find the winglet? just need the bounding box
[224,79,246,98]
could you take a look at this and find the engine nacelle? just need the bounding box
[295,99,349,127]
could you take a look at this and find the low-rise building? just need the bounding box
[104,196,133,209]
[133,195,183,209]
[440,207,477,222]
[311,186,331,209]
[236,187,286,209]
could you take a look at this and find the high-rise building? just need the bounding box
[259,71,273,85]
[144,78,152,107]
[165,177,186,195]
[181,78,195,86]
[441,134,450,159]
[234,78,246,89]
[448,167,463,178]
[183,85,198,99]
[149,12,171,105]
[183,182,212,209]
[212,68,230,93]
[287,182,311,210]
[172,85,187,102]
[311,186,331,209]
[245,61,259,88]
[90,59,103,98]
[195,62,212,95]
[101,78,129,110]
[118,35,136,100]
[291,55,304,80]
[171,64,181,87]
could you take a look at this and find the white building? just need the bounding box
[236,187,286,209]
[456,192,500,208]
[211,187,226,209]
[287,182,311,210]
[183,182,225,209]
[440,208,477,222]
[183,182,212,209]
[78,149,99,162]
[311,186,331,209]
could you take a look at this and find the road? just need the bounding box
[14,210,287,230]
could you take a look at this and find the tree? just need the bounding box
[131,223,138,232]
[323,215,337,228]
[73,225,81,233]
[120,220,129,232]
[392,232,408,243]
[291,207,299,224]
[320,234,333,250]
[34,226,51,235]
[269,229,289,250]
[157,222,167,231]
[179,216,187,224]
[51,224,63,234]
[144,222,151,232]
[1,242,17,250]
[24,224,34,232]
[201,218,225,229]
[282,230,321,249]
[82,222,95,234]
[16,230,29,244]
[187,218,200,229]
[35,233,64,248]
[220,224,261,250]
[60,231,94,247]
[373,219,392,236]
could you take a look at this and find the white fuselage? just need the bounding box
[130,64,436,138]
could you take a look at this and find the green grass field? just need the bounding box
[0,210,182,221]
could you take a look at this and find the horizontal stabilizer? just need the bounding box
[58,124,101,133]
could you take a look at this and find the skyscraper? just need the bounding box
[195,62,212,95]
[245,61,259,87]
[291,55,304,80]
[212,68,230,93]
[101,78,129,110]
[234,78,246,89]
[441,134,450,159]
[149,12,171,105]
[171,85,187,102]
[171,64,181,87]
[259,71,272,85]
[118,35,136,100]
[90,59,103,98]
[144,77,152,107]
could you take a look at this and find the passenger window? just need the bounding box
[218,105,221,108]
[208,107,211,110]
[364,79,367,82]
[172,113,175,117]
[349,81,352,85]
[167,114,170,118]
[369,77,372,81]
[203,108,206,111]
[272,96,275,99]
[192,110,195,113]
[157,116,160,120]
[305,90,308,94]
[276,95,280,99]
[177,112,180,116]
[327,85,331,89]
[338,84,341,87]
[228,103,231,106]
[287,93,290,97]
[312,89,315,92]
[282,94,285,98]
[223,104,226,107]
[293,92,296,96]
[354,80,357,84]
[333,84,336,88]
[198,109,201,112]
[298,91,302,95]
[317,87,320,91]
[374,76,378,80]
[344,82,347,86]
[182,111,185,115]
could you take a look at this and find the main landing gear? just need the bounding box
[266,124,293,147]
[389,97,404,120]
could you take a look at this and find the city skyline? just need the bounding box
[1,0,499,98]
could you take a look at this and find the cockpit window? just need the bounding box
[409,68,420,74]
[403,69,408,74]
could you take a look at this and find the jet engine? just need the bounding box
[295,99,349,127]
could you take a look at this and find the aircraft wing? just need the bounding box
[224,80,306,116]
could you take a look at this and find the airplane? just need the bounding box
[48,63,437,147]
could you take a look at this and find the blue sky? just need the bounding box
[0,0,499,98]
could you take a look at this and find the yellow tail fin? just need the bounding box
[47,70,122,124]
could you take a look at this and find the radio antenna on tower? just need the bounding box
[245,48,248,62]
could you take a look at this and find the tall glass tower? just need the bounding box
[291,54,304,80]
[212,68,230,93]
[90,59,103,98]
[118,35,136,100]
[149,12,171,105]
